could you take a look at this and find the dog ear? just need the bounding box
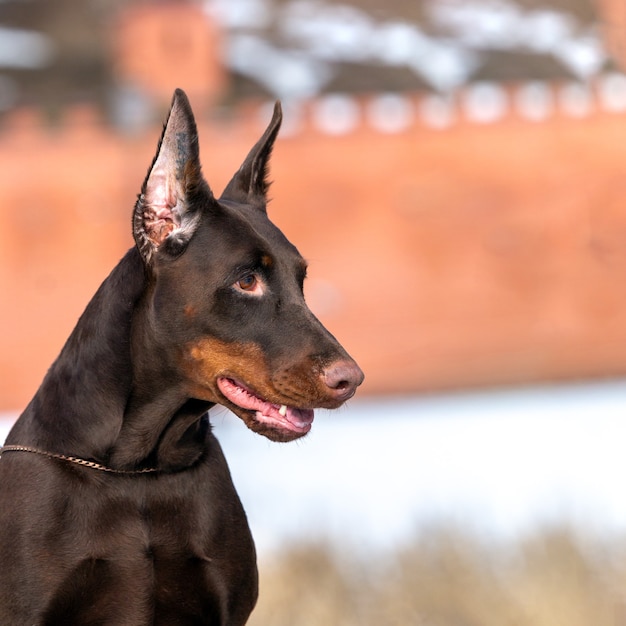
[133,88,209,263]
[220,101,282,210]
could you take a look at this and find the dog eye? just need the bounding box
[235,274,264,295]
[237,275,256,290]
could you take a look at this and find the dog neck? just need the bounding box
[10,248,213,473]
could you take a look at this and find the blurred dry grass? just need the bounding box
[249,525,626,626]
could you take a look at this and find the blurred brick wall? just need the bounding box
[3,88,626,410]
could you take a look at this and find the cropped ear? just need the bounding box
[220,101,282,210]
[133,88,210,264]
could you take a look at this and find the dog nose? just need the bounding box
[322,359,364,401]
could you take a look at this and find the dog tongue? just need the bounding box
[217,377,314,432]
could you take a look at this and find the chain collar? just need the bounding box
[0,445,159,475]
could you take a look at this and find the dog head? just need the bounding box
[132,89,363,442]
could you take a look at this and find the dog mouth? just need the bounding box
[216,377,314,438]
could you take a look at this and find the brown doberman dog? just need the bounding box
[0,89,363,625]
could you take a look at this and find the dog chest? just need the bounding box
[0,461,257,625]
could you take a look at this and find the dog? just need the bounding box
[0,89,363,625]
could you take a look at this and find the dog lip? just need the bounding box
[216,376,314,434]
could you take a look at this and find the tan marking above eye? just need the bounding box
[183,304,197,318]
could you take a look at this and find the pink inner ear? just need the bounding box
[143,206,176,246]
[144,168,179,246]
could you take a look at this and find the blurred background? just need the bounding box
[2,0,626,622]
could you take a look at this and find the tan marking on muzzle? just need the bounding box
[183,337,273,401]
[182,336,349,410]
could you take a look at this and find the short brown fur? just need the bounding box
[0,89,362,624]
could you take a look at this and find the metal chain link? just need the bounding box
[0,445,159,475]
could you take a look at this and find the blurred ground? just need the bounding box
[250,525,626,626]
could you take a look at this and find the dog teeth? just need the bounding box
[278,404,288,416]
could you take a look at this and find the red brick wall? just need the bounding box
[3,90,626,410]
[111,3,225,106]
